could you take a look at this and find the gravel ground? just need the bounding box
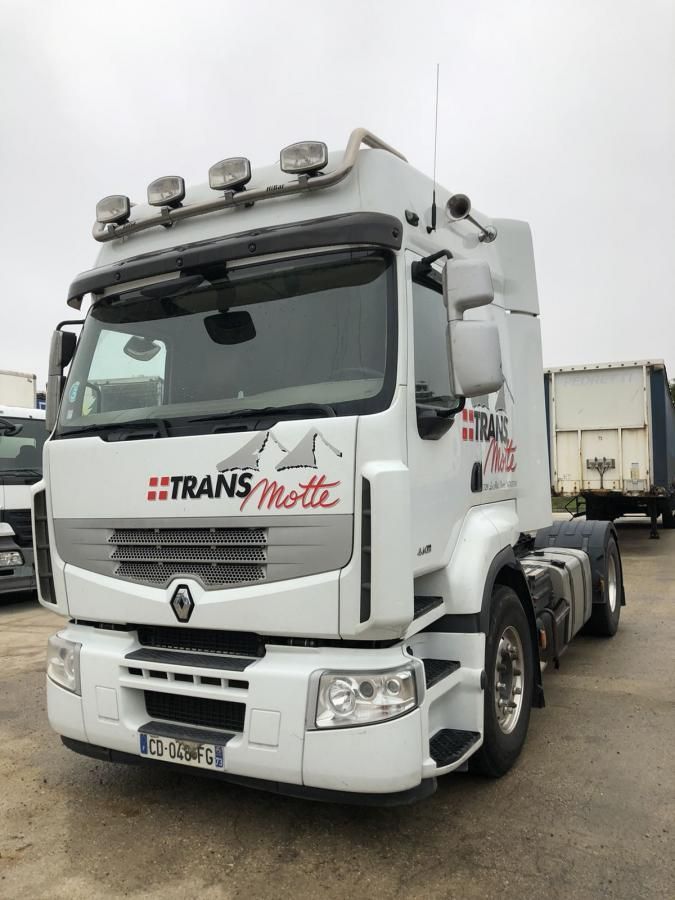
[0,517,673,900]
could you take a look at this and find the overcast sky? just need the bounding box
[1,0,674,385]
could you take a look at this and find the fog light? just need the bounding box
[47,633,81,695]
[147,176,185,207]
[315,665,417,729]
[209,157,251,191]
[95,194,131,225]
[280,140,327,175]
[0,550,23,568]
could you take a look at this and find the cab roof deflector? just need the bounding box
[92,128,407,244]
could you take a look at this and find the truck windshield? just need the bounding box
[0,417,45,481]
[56,249,396,437]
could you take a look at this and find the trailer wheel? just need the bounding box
[469,585,533,778]
[661,504,675,529]
[584,536,622,636]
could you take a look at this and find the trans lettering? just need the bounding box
[170,472,252,500]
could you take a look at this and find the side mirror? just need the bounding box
[46,329,78,432]
[449,320,504,397]
[443,258,503,398]
[442,259,494,320]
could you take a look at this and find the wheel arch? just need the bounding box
[480,546,545,709]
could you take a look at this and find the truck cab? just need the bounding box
[0,405,46,594]
[37,130,623,803]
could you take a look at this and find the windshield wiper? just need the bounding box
[58,418,171,439]
[0,467,42,477]
[189,402,336,426]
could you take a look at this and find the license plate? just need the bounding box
[139,733,225,771]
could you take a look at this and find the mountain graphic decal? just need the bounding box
[216,431,288,472]
[276,430,342,471]
[216,429,342,473]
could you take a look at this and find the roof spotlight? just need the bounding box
[209,157,251,192]
[280,141,328,175]
[147,175,185,208]
[95,195,131,225]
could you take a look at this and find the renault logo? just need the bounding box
[170,584,194,623]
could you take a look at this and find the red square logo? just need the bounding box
[148,476,169,501]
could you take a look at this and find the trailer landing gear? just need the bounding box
[649,502,660,540]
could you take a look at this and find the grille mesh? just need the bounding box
[111,528,266,546]
[111,545,265,562]
[109,527,267,588]
[116,562,264,586]
[144,690,245,733]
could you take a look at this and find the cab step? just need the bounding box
[429,728,480,767]
[413,595,443,619]
[422,658,460,689]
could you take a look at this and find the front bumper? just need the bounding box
[47,622,432,803]
[0,545,36,595]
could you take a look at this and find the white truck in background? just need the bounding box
[545,361,675,538]
[37,128,625,804]
[0,370,37,408]
[0,406,46,594]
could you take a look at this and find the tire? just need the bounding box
[662,504,675,529]
[584,536,622,636]
[469,585,534,778]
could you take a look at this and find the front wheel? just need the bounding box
[469,585,534,777]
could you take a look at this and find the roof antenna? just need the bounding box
[427,63,440,234]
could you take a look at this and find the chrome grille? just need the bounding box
[115,562,265,586]
[110,545,265,562]
[109,527,267,588]
[111,527,266,546]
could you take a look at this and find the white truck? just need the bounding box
[1,405,46,594]
[37,129,625,804]
[0,370,37,408]
[545,361,675,538]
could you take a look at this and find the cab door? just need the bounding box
[405,251,480,576]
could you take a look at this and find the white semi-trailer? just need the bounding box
[545,361,675,538]
[37,129,624,804]
[1,405,46,594]
[0,370,37,408]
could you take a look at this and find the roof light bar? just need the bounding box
[280,141,328,175]
[92,128,408,242]
[95,195,131,225]
[209,157,251,192]
[147,176,185,208]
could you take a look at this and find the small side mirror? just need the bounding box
[450,320,504,398]
[443,260,494,320]
[46,329,78,432]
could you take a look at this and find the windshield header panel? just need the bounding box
[68,212,403,308]
[56,249,398,440]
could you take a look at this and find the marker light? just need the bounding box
[209,157,252,191]
[95,194,131,225]
[280,141,328,175]
[147,175,185,207]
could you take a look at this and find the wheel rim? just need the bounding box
[607,554,618,612]
[494,625,525,735]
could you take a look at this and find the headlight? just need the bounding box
[0,550,23,568]
[315,666,417,729]
[47,634,81,695]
